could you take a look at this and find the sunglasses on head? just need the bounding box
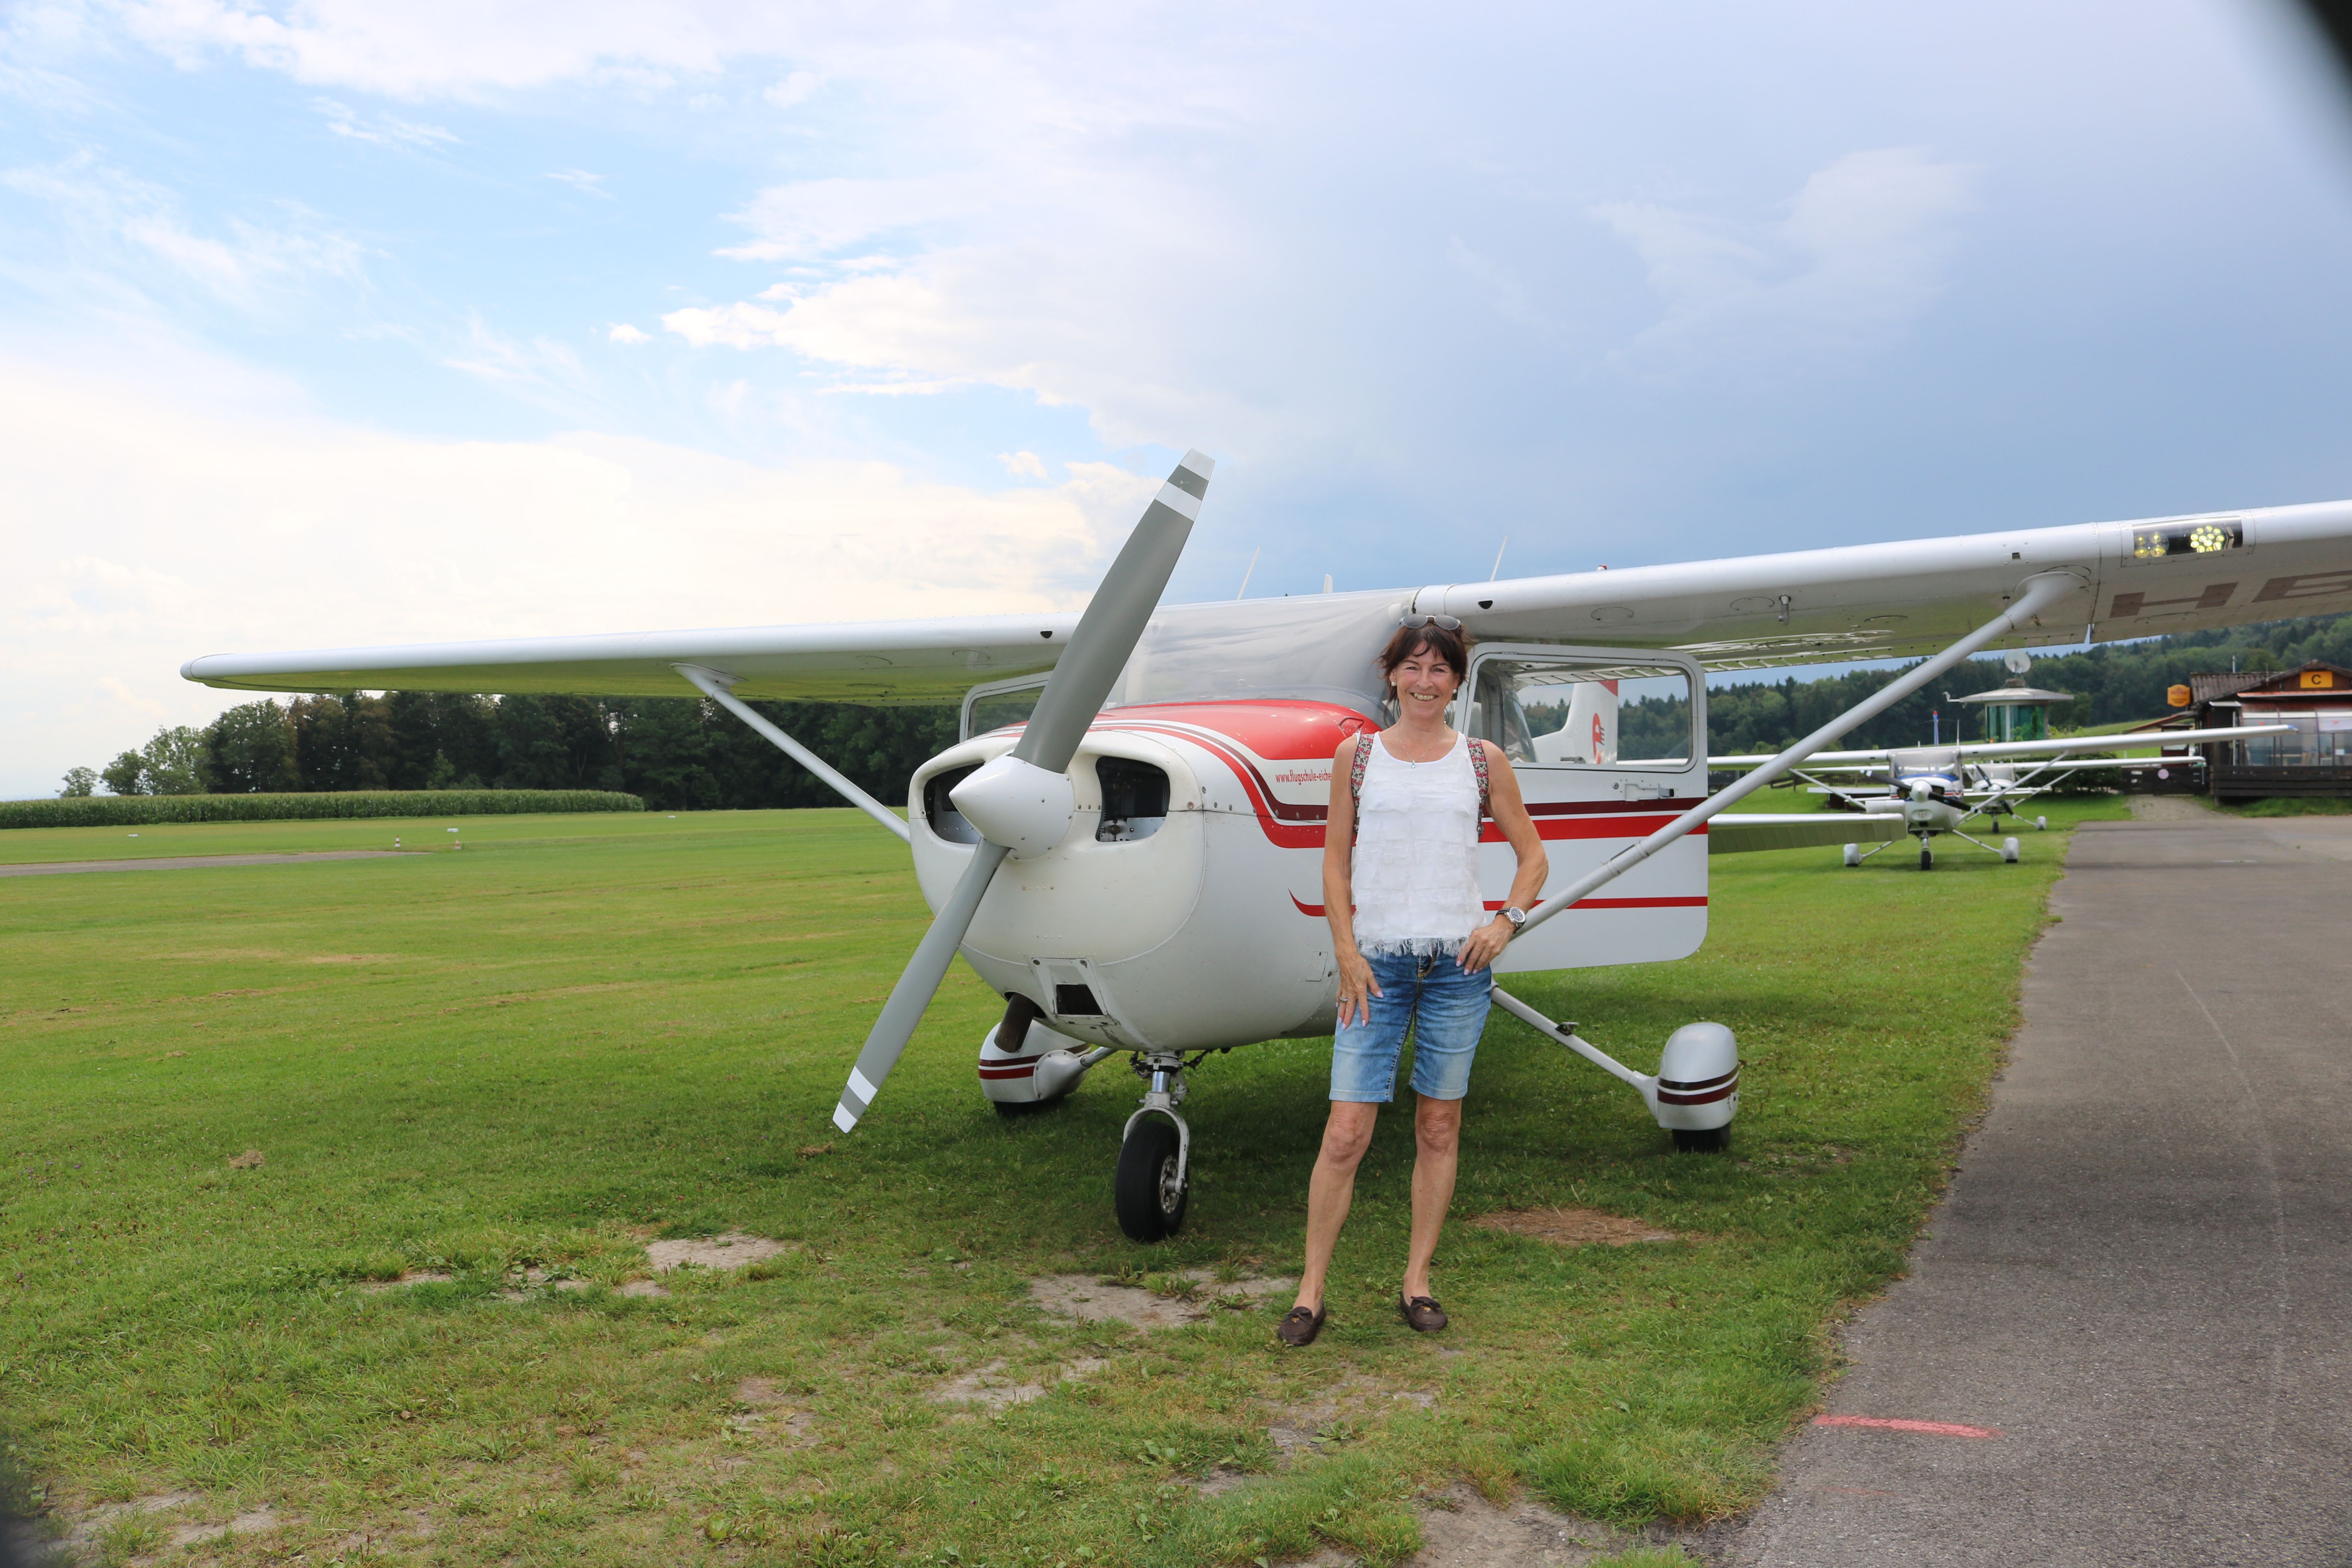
[1399,613,1463,631]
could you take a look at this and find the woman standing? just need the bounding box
[1278,617,1548,1346]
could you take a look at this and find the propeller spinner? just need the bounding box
[831,450,1216,1132]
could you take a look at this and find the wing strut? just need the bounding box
[676,664,912,842]
[1517,572,2083,937]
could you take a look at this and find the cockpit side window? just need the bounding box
[1464,657,1692,768]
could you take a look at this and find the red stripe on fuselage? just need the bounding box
[1090,703,1706,853]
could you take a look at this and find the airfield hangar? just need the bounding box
[2165,661,2352,803]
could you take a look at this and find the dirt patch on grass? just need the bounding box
[1193,1466,1254,1497]
[499,1266,593,1301]
[355,1270,454,1293]
[725,1379,820,1444]
[60,1494,283,1553]
[62,1492,201,1547]
[645,1232,792,1272]
[1029,1269,1297,1329]
[1400,1483,1618,1565]
[1262,1372,1439,1461]
[616,1278,669,1299]
[171,1506,279,1547]
[225,1149,265,1169]
[1473,1206,1681,1247]
[929,1354,1107,1411]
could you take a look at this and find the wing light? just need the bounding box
[2132,520,2242,559]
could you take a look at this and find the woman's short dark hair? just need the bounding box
[1375,622,1469,688]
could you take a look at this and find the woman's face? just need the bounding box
[1390,647,1460,714]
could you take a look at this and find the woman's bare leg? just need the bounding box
[1403,1094,1462,1299]
[1294,1101,1379,1312]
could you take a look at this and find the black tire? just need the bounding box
[1114,1117,1188,1242]
[991,1096,1054,1119]
[1918,845,1933,871]
[1672,1126,1730,1153]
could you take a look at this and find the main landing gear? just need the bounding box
[1845,831,2026,871]
[1489,993,1740,1158]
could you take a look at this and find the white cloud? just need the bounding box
[716,175,980,262]
[314,97,456,147]
[764,69,821,108]
[441,316,592,408]
[108,0,812,98]
[0,352,1161,797]
[1445,237,1541,329]
[1,154,364,312]
[607,322,649,344]
[1594,147,1979,375]
[546,168,610,198]
[999,450,1047,480]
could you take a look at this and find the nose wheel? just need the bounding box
[1115,1116,1188,1241]
[1114,1051,1199,1243]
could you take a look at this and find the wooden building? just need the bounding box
[2167,661,2352,802]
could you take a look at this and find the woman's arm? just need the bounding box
[1324,735,1381,1028]
[1458,740,1550,973]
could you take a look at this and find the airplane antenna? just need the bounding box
[1490,535,1509,580]
[1322,573,1334,594]
[1235,545,1260,601]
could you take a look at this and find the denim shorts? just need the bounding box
[1330,949,1494,1103]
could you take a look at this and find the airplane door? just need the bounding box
[1457,644,1710,971]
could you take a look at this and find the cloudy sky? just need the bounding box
[4,0,2351,797]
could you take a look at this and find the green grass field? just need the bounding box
[1,799,2124,1566]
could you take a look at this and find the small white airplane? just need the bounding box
[182,465,2352,1240]
[1711,727,2274,870]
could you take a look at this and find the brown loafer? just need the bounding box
[1400,1293,1447,1333]
[1276,1304,1327,1347]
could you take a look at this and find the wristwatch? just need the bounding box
[1499,906,1527,936]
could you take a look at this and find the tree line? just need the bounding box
[1619,610,2352,760]
[65,693,957,814]
[59,610,2348,806]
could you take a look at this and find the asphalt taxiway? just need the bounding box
[1728,809,2352,1566]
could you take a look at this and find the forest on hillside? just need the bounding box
[62,611,2350,810]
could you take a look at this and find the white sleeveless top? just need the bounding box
[1350,731,1485,958]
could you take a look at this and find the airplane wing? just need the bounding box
[1707,814,1906,854]
[183,495,2352,702]
[179,613,1076,703]
[1711,724,2275,769]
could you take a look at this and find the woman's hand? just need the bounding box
[1336,949,1382,1029]
[1456,915,1514,974]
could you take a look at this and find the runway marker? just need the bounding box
[1813,1415,2000,1439]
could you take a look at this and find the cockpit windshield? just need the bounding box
[1105,595,1399,717]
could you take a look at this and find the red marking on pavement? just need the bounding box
[1813,1415,2001,1439]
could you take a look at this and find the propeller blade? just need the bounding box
[1013,450,1214,773]
[832,839,1009,1132]
[829,448,1215,1133]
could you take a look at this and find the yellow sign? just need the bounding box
[2301,670,2336,690]
[2167,684,2192,707]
